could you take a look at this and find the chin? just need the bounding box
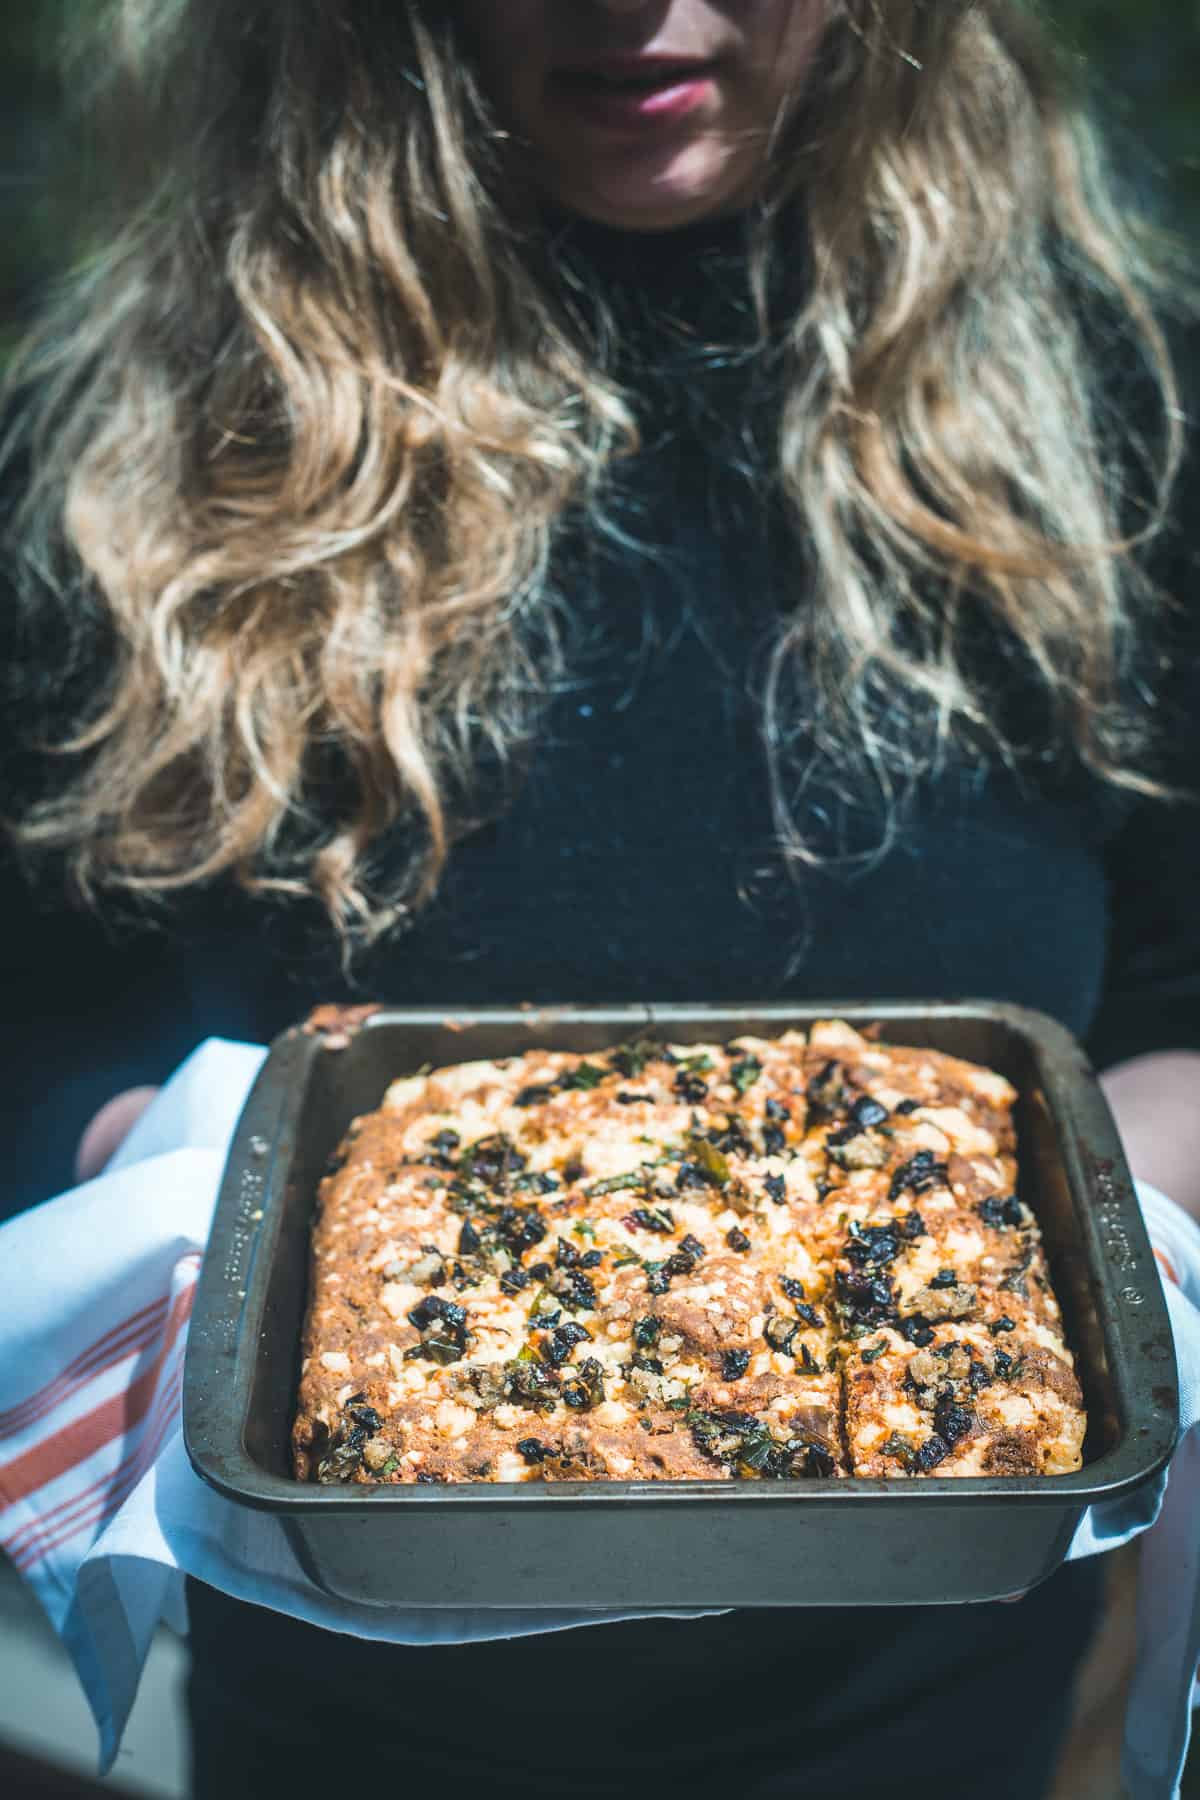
[546,138,755,233]
[553,175,752,233]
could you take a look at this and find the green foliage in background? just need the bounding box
[0,0,1196,356]
[1053,0,1200,216]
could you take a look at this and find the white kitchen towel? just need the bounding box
[1,1037,1197,1798]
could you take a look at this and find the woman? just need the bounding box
[3,1,1198,1794]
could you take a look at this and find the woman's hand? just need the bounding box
[74,1087,161,1185]
[1100,1051,1200,1221]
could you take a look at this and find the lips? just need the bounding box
[553,53,719,92]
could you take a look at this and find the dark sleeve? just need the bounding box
[0,422,197,1220]
[1087,323,1200,1071]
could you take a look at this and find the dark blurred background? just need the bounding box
[0,0,1197,363]
[0,8,1196,1800]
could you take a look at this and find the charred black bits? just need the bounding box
[845,1223,900,1269]
[764,1315,797,1354]
[674,1071,710,1104]
[407,1295,467,1333]
[561,1357,605,1410]
[499,1269,531,1296]
[461,1134,527,1188]
[625,1206,676,1235]
[726,1226,752,1253]
[514,1085,554,1108]
[806,1061,846,1121]
[934,1396,975,1445]
[608,1041,657,1078]
[555,1236,580,1268]
[406,1294,469,1364]
[503,1357,559,1410]
[705,1115,757,1159]
[793,1302,824,1328]
[889,1150,949,1201]
[836,1270,895,1327]
[851,1096,889,1129]
[548,1267,598,1311]
[913,1434,951,1472]
[722,1349,751,1381]
[730,1056,763,1095]
[900,1316,935,1348]
[457,1219,482,1256]
[989,1316,1017,1335]
[679,1234,706,1262]
[496,1205,547,1254]
[514,1171,560,1195]
[893,1099,921,1116]
[317,1413,375,1483]
[633,1316,661,1349]
[929,1269,958,1290]
[345,1400,382,1435]
[688,1408,835,1480]
[764,1097,790,1123]
[761,1125,787,1156]
[764,1173,787,1204]
[579,1249,604,1269]
[781,1276,806,1302]
[516,1438,549,1465]
[676,1161,719,1192]
[897,1210,926,1240]
[545,1321,592,1366]
[978,1194,1026,1230]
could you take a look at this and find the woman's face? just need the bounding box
[454,1,827,231]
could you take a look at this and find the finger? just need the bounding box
[74,1086,161,1185]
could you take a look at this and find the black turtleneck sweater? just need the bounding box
[3,206,1199,1218]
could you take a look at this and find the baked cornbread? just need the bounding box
[292,1021,1086,1485]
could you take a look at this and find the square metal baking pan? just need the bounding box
[183,1001,1178,1609]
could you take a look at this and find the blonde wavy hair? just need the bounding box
[3,0,1192,943]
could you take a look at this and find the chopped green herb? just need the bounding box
[730,1055,763,1095]
[861,1340,888,1364]
[608,1039,657,1078]
[572,1220,597,1240]
[584,1171,645,1198]
[881,1432,916,1469]
[559,1062,607,1091]
[679,1051,714,1073]
[377,1456,400,1477]
[611,1252,642,1269]
[625,1204,676,1235]
[686,1135,730,1188]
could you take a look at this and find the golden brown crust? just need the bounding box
[292,1021,1085,1485]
